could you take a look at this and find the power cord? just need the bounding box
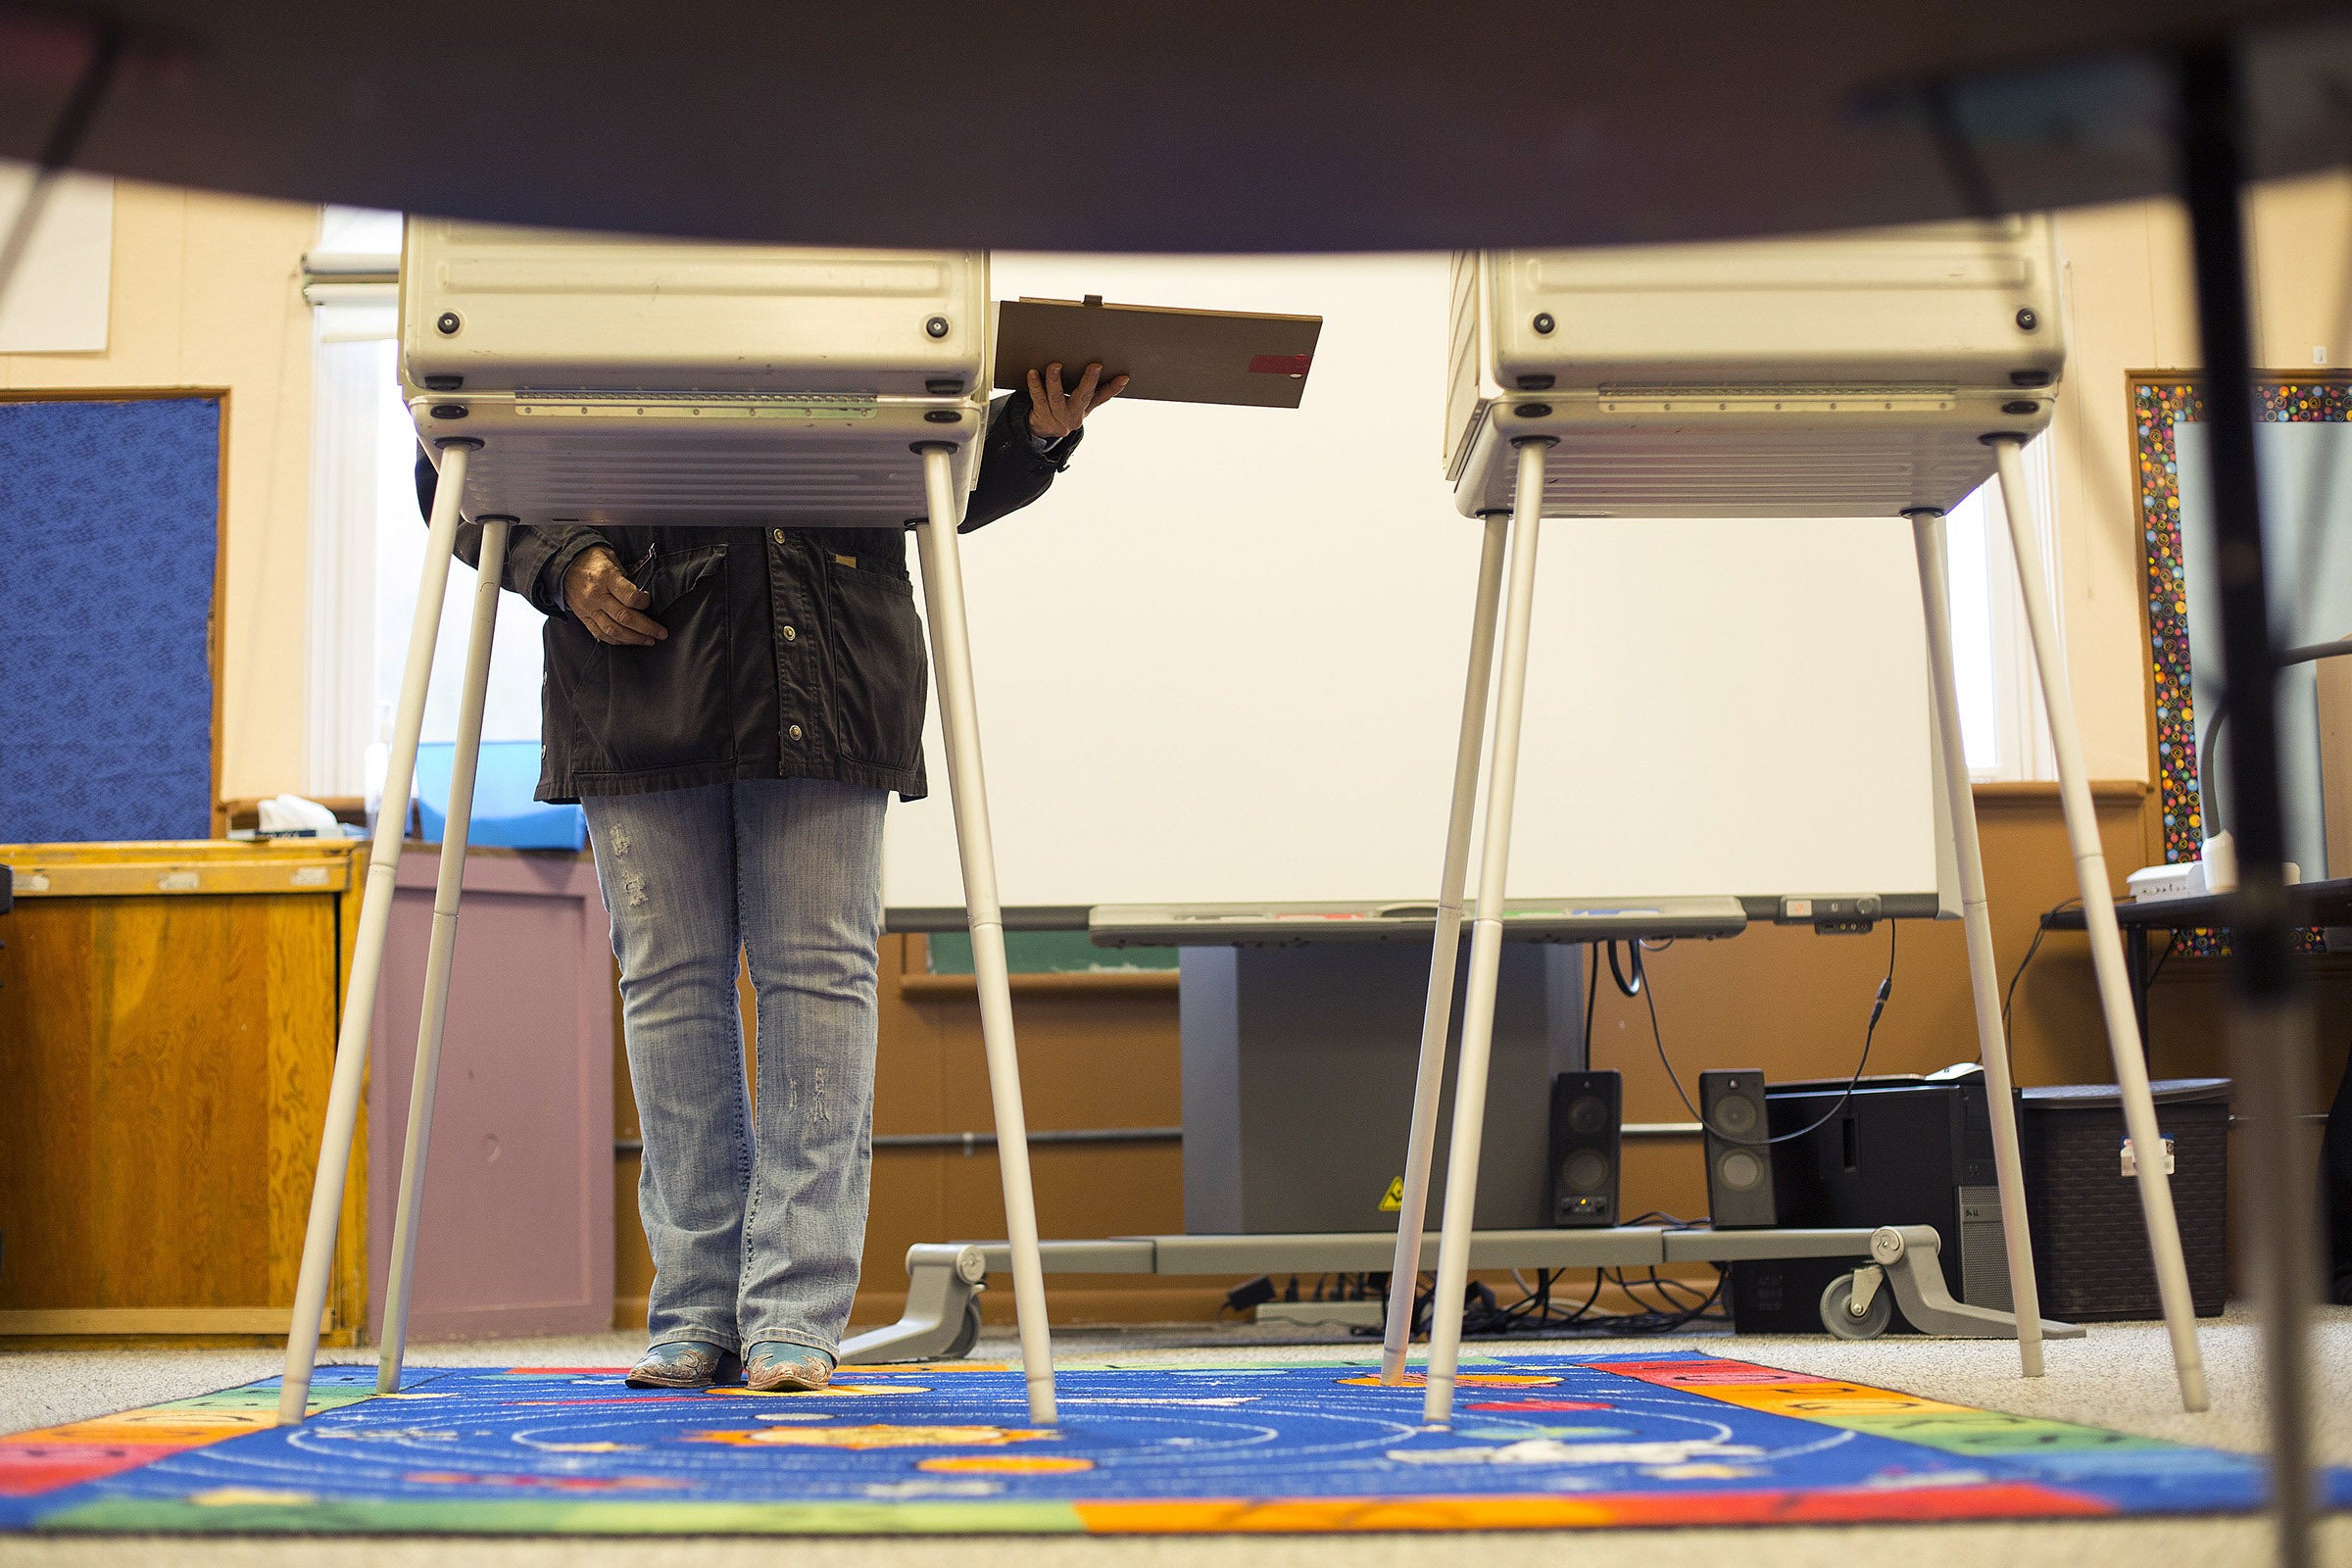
[2000,897,2079,1035]
[1607,939,1645,999]
[1644,918,1898,1148]
[1357,1209,1731,1342]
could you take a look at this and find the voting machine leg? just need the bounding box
[1422,439,1551,1426]
[375,516,512,1394]
[912,443,1057,1426]
[1380,512,1511,1385]
[279,439,479,1424]
[1907,507,2047,1380]
[1987,435,2208,1413]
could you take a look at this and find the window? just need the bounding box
[305,208,546,803]
[1941,431,2060,782]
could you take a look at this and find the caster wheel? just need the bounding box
[1820,1273,1891,1340]
[943,1296,984,1358]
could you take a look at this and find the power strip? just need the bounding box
[1253,1300,1386,1329]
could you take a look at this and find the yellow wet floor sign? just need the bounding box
[1377,1177,1404,1213]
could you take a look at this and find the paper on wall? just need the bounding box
[0,161,112,354]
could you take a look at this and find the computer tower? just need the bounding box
[1727,1072,2014,1333]
[1548,1070,1621,1227]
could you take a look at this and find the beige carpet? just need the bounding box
[3,1307,2346,1566]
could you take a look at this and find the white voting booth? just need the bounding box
[278,222,2203,1439]
[1384,219,2211,1424]
[279,224,1065,1426]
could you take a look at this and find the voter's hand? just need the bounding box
[1025,362,1128,444]
[564,546,666,647]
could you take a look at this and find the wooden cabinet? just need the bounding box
[0,840,370,1341]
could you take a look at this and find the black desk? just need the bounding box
[2040,876,2352,1054]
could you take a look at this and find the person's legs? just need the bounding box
[732,777,888,1363]
[582,782,754,1358]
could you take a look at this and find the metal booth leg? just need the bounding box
[279,438,480,1424]
[1987,435,2209,1413]
[1380,511,1510,1385]
[1908,506,2047,1379]
[911,442,1058,1426]
[376,516,512,1393]
[1422,437,1550,1427]
[2175,41,2325,1566]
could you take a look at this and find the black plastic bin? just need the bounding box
[2020,1078,2231,1321]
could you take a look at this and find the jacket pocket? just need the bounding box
[824,557,928,772]
[582,543,733,773]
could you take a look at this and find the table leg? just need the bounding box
[279,438,478,1424]
[1990,434,2207,1412]
[1381,512,1508,1385]
[1909,505,2046,1378]
[2176,40,2323,1566]
[913,443,1056,1426]
[2130,926,2151,1064]
[377,516,511,1394]
[1423,437,1549,1427]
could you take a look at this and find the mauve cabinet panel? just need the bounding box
[369,848,613,1340]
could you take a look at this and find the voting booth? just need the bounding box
[280,225,1066,1425]
[1385,218,2212,1424]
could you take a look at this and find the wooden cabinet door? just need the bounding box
[0,843,366,1339]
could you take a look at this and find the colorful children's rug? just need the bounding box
[2,1352,2345,1535]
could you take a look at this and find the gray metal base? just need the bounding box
[838,1224,2082,1364]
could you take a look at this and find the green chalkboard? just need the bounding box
[925,930,1178,975]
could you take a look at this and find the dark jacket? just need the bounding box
[419,388,1078,804]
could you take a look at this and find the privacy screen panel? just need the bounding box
[0,397,220,843]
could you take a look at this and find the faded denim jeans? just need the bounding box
[582,778,886,1358]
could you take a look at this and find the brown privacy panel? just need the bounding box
[995,297,1321,409]
[0,841,368,1339]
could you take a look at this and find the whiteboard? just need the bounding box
[882,253,1942,911]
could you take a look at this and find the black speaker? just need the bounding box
[1701,1069,1777,1229]
[1547,1070,1621,1226]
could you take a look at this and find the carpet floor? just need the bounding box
[0,1307,2345,1565]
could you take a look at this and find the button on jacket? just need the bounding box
[416,388,1079,805]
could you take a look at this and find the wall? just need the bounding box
[16,172,2347,821]
[2049,172,2352,782]
[0,178,317,809]
[596,185,2352,1332]
[677,785,2331,1331]
[22,175,2342,1328]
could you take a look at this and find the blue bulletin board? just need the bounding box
[0,395,222,843]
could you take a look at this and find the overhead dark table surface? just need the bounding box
[2043,875,2352,931]
[3,3,2352,252]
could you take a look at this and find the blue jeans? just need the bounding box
[583,778,887,1358]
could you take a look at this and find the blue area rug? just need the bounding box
[3,1352,2345,1534]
